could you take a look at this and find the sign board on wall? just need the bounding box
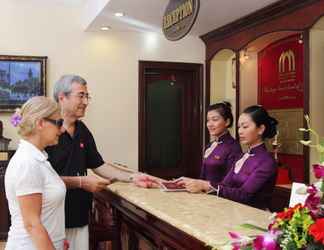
[258,35,304,109]
[162,0,200,41]
[258,34,305,183]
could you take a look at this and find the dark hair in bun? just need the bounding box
[243,105,278,139]
[207,101,233,128]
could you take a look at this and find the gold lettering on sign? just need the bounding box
[278,49,297,84]
[278,50,296,73]
[163,0,193,30]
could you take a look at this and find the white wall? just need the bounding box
[210,50,236,136]
[0,0,205,170]
[309,28,324,183]
[239,52,258,112]
[210,60,226,104]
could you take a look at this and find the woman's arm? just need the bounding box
[93,163,162,188]
[18,193,55,250]
[61,175,110,192]
[219,159,276,203]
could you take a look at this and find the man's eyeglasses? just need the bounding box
[68,92,91,101]
[44,118,64,128]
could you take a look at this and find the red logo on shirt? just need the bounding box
[80,143,84,148]
[214,155,221,160]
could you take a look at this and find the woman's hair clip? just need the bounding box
[10,108,22,127]
[221,101,232,109]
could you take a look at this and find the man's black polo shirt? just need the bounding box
[46,120,104,228]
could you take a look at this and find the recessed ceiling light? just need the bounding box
[101,26,111,31]
[115,12,124,17]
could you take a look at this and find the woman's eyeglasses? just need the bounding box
[44,118,64,128]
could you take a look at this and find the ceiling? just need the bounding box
[39,0,87,6]
[86,0,281,36]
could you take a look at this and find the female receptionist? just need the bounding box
[178,102,241,192]
[180,105,278,210]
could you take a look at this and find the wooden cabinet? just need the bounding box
[0,150,14,240]
[270,185,291,212]
[98,189,208,250]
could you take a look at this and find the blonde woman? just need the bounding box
[5,96,67,250]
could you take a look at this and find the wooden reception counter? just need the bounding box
[97,182,271,250]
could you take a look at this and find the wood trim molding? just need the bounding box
[202,0,324,61]
[200,0,318,43]
[303,30,310,184]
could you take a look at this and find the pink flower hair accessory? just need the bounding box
[10,108,22,127]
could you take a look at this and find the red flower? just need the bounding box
[276,204,303,221]
[309,218,324,245]
[305,185,321,218]
[313,164,324,179]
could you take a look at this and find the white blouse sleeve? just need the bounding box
[15,161,44,196]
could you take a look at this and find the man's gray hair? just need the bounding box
[53,74,87,102]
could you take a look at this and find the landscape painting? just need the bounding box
[0,55,47,112]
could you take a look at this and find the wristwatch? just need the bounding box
[128,173,135,182]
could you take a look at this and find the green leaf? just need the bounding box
[286,241,298,250]
[240,223,267,232]
[306,242,324,250]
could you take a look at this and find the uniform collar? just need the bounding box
[19,139,48,162]
[213,131,231,144]
[248,143,266,154]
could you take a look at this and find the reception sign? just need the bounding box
[162,0,200,41]
[258,35,304,109]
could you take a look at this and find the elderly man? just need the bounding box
[46,75,158,250]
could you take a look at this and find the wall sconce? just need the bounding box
[239,49,249,64]
[298,34,303,44]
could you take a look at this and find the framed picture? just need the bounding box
[0,55,47,112]
[231,57,236,89]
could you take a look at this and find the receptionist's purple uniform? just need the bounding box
[201,133,241,186]
[218,143,277,209]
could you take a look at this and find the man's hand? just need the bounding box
[81,175,111,193]
[132,173,161,188]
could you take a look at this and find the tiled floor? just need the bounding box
[0,241,6,250]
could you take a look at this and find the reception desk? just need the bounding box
[98,183,271,250]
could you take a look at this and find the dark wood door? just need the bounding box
[139,61,203,180]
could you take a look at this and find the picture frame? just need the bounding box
[0,55,47,112]
[231,57,236,89]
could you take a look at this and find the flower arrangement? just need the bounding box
[222,115,324,250]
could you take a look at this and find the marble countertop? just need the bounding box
[107,182,271,249]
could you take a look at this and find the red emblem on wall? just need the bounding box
[258,35,304,109]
